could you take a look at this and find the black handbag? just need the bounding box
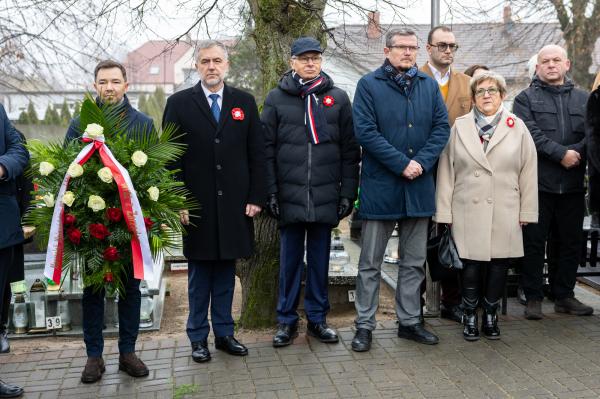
[427,225,463,281]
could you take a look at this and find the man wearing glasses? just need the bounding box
[351,29,450,351]
[421,25,472,324]
[262,37,360,347]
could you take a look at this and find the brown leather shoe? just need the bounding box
[81,357,105,383]
[119,352,149,378]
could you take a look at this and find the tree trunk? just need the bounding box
[235,0,326,329]
[236,214,280,327]
[550,0,599,89]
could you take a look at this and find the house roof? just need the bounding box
[125,38,240,86]
[327,22,600,82]
[125,41,193,85]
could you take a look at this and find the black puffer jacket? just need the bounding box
[513,77,588,194]
[586,87,600,212]
[261,71,360,227]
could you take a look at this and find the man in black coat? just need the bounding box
[514,44,592,320]
[163,40,266,363]
[586,82,600,223]
[0,102,29,398]
[261,37,360,347]
[64,60,153,383]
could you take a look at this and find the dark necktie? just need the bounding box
[209,93,220,122]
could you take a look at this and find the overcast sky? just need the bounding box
[116,0,534,52]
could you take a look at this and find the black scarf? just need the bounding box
[292,72,331,144]
[383,59,418,96]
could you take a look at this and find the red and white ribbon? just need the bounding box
[44,133,154,284]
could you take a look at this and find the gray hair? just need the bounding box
[469,71,508,98]
[537,44,568,63]
[194,40,229,61]
[385,28,417,47]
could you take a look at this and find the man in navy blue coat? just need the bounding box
[351,29,450,352]
[0,103,29,398]
[64,60,154,383]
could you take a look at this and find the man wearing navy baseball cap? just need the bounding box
[262,36,360,347]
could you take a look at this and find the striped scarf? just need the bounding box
[383,59,418,96]
[474,107,503,152]
[293,72,330,144]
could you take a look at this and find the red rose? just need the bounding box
[89,223,110,240]
[66,227,82,245]
[103,271,113,282]
[144,217,154,231]
[64,214,77,226]
[106,208,123,223]
[103,246,120,262]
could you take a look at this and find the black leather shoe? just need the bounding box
[462,309,480,342]
[273,323,298,348]
[215,336,248,356]
[481,310,500,340]
[351,328,372,352]
[440,303,463,323]
[0,380,24,398]
[397,323,439,345]
[191,340,211,363]
[306,322,339,343]
[0,330,9,354]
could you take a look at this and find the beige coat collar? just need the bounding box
[455,109,513,172]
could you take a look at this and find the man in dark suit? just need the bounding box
[163,40,266,363]
[64,60,153,383]
[0,103,29,398]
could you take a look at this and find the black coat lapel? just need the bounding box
[216,84,234,135]
[191,82,217,128]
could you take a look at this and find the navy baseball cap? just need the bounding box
[291,37,323,56]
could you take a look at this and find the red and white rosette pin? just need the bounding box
[506,117,515,128]
[231,108,245,121]
[323,95,335,107]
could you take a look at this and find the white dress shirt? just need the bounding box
[427,62,451,86]
[201,82,224,109]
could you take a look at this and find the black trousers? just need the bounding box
[0,245,14,330]
[461,259,508,310]
[521,192,585,301]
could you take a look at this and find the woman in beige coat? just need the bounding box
[435,71,538,341]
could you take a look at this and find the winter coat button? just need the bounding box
[474,170,480,177]
[487,198,493,204]
[216,165,222,170]
[473,197,479,204]
[215,138,220,144]
[408,148,413,154]
[217,190,223,196]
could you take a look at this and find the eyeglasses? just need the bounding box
[293,55,322,64]
[475,87,500,97]
[388,45,420,52]
[429,42,459,52]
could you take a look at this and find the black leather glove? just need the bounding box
[337,197,353,219]
[267,193,280,219]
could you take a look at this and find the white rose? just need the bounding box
[147,186,159,201]
[67,163,84,178]
[85,123,104,139]
[97,167,113,183]
[43,193,55,207]
[39,162,55,176]
[131,150,148,167]
[62,191,76,207]
[87,195,106,212]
